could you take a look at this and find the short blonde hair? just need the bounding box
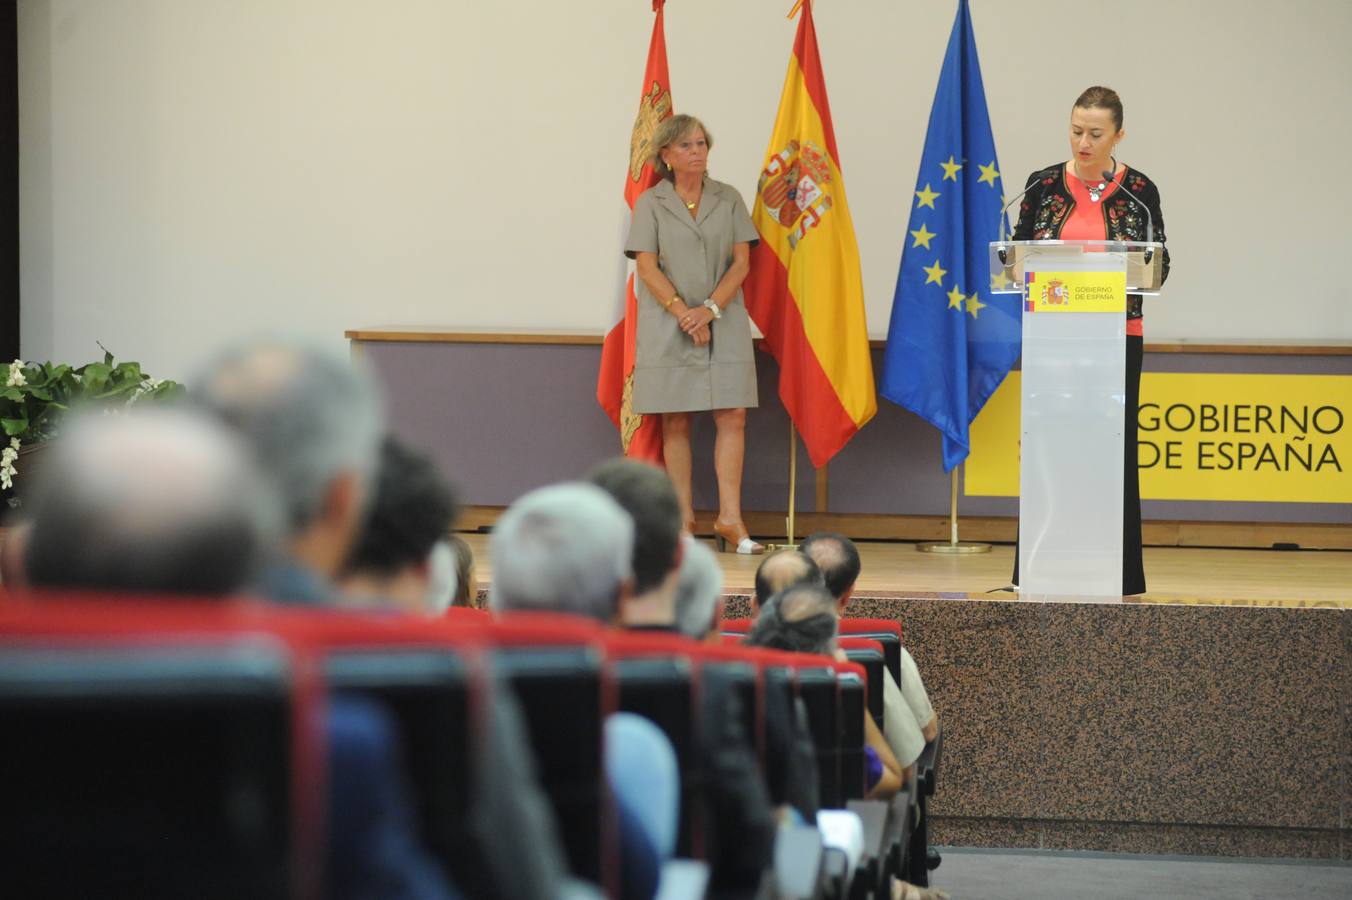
[651,114,713,182]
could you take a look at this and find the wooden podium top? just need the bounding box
[346,327,1352,356]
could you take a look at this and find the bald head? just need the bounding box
[799,532,861,605]
[753,549,824,612]
[746,583,839,656]
[24,408,280,596]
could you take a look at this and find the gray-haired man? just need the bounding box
[191,338,383,604]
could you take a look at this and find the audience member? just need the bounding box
[673,535,722,641]
[752,547,825,612]
[193,339,581,899]
[17,405,457,900]
[490,481,677,900]
[801,532,939,745]
[0,519,30,588]
[490,482,634,621]
[585,458,683,629]
[22,408,279,596]
[446,534,478,608]
[748,583,903,801]
[587,458,779,892]
[338,437,460,615]
[190,338,383,605]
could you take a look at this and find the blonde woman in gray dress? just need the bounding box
[625,114,764,555]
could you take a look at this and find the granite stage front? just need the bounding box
[462,533,1352,861]
[724,590,1352,861]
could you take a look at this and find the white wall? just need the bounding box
[18,0,1352,378]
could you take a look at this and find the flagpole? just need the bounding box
[768,421,799,552]
[786,419,797,546]
[917,465,990,554]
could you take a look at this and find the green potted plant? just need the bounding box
[2,349,183,506]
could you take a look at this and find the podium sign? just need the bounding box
[990,240,1157,598]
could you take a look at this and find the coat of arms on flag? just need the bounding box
[757,139,834,248]
[596,1,672,463]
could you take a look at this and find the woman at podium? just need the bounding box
[1011,86,1170,595]
[625,114,765,554]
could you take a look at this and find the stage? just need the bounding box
[463,535,1352,609]
[467,535,1352,859]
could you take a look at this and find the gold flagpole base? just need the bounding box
[917,541,992,554]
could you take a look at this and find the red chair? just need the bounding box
[839,617,903,686]
[837,637,886,728]
[0,597,326,900]
[480,612,615,891]
[443,605,491,622]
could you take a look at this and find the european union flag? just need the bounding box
[879,0,1021,472]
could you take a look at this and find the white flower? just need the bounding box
[0,444,16,490]
[7,437,17,452]
[129,377,165,406]
[5,360,25,388]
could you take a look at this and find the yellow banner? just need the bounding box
[1023,269,1126,314]
[965,372,1352,503]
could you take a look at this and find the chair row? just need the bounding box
[0,597,908,899]
[722,616,942,890]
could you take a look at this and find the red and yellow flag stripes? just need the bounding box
[745,1,875,469]
[597,1,672,462]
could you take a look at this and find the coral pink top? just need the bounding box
[1063,167,1142,336]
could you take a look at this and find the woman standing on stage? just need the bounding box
[625,114,764,554]
[1011,86,1170,594]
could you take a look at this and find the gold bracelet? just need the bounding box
[664,295,681,309]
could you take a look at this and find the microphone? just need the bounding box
[1101,169,1156,264]
[994,165,1057,265]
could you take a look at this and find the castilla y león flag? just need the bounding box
[745,0,876,469]
[596,0,672,463]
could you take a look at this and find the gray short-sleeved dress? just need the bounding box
[624,177,760,413]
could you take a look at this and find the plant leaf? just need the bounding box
[81,363,111,392]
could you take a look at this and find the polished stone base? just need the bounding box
[724,592,1352,860]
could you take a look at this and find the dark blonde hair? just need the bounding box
[651,114,713,182]
[1074,86,1123,131]
[447,534,477,608]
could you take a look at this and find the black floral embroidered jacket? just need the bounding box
[1012,162,1171,320]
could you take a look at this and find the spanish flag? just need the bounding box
[596,1,672,463]
[745,0,876,469]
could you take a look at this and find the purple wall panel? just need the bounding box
[358,339,1350,524]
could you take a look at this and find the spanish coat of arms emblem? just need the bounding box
[757,140,834,249]
[1041,279,1070,306]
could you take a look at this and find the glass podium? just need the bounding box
[989,240,1163,599]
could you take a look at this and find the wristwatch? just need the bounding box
[702,299,722,320]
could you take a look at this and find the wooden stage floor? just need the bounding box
[461,534,1352,608]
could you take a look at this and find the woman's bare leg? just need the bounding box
[711,408,747,526]
[661,412,695,526]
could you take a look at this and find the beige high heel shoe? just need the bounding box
[712,519,764,555]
